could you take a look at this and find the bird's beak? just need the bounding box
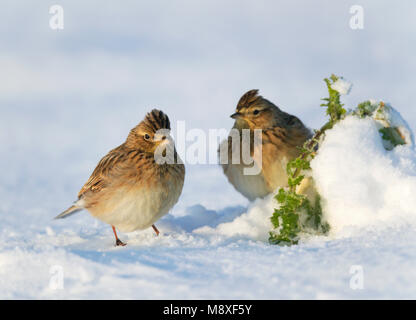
[230,112,243,120]
[152,133,173,154]
[154,131,171,145]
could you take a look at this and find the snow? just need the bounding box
[331,78,352,95]
[311,116,416,236]
[2,1,416,300]
[195,195,275,241]
[3,112,416,299]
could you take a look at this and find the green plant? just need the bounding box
[355,100,377,118]
[353,100,406,149]
[269,74,345,245]
[322,74,347,126]
[379,127,405,148]
[269,75,409,245]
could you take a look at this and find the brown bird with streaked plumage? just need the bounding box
[219,89,312,201]
[56,109,185,246]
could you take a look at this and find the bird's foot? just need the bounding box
[112,226,126,246]
[115,238,127,247]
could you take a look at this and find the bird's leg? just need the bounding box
[112,226,126,246]
[152,224,160,236]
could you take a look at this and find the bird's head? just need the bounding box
[230,89,289,130]
[126,109,173,153]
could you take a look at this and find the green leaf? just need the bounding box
[354,100,376,118]
[379,127,405,148]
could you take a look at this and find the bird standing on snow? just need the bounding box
[56,109,185,246]
[219,90,312,201]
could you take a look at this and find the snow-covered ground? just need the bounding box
[4,113,416,299]
[2,1,416,299]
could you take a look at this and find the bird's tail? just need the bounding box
[54,204,83,219]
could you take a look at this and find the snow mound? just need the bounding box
[311,115,416,237]
[195,194,275,241]
[200,105,416,242]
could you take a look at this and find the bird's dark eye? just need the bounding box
[144,134,151,141]
[253,109,260,115]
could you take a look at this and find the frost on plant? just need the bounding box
[269,74,411,246]
[330,77,352,95]
[353,100,413,149]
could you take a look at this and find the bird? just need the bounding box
[219,89,312,201]
[56,109,185,246]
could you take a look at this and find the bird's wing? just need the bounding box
[77,145,146,199]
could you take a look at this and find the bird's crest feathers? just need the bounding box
[236,89,262,111]
[143,109,171,132]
